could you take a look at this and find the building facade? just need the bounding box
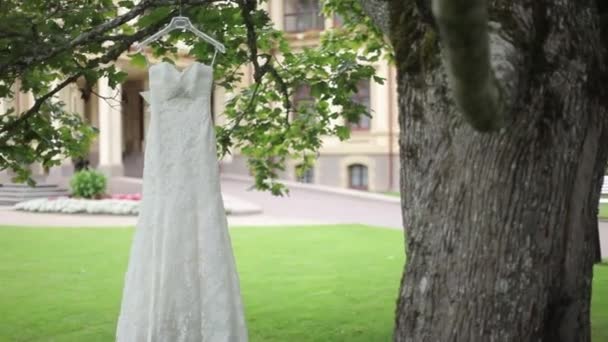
[0,0,399,192]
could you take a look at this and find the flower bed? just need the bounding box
[108,193,142,201]
[15,197,139,215]
[14,194,235,216]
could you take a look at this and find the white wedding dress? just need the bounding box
[116,61,248,342]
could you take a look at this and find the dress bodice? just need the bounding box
[144,61,214,104]
[140,61,216,181]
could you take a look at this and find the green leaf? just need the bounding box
[373,75,385,84]
[108,71,128,88]
[118,0,134,9]
[130,53,148,68]
[310,82,327,99]
[336,126,350,140]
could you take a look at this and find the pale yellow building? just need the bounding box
[0,0,399,192]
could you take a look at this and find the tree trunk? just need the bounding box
[390,1,608,341]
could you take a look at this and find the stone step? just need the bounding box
[0,197,66,206]
[0,191,68,199]
[0,187,68,194]
[0,196,26,205]
[0,183,69,205]
[0,183,59,189]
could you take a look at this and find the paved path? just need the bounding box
[599,222,608,260]
[220,176,403,229]
[0,206,321,228]
[222,177,608,258]
[1,175,606,258]
[0,176,399,228]
[105,175,403,228]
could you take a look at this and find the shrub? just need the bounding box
[70,170,107,199]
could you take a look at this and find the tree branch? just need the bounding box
[432,0,505,131]
[0,14,174,135]
[239,0,263,82]
[238,0,292,116]
[358,0,391,36]
[264,65,291,115]
[0,0,213,76]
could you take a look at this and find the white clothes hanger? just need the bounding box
[134,1,226,66]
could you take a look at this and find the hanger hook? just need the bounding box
[179,0,182,16]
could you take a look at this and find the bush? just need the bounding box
[70,170,107,199]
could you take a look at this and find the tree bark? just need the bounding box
[432,0,506,131]
[387,1,608,341]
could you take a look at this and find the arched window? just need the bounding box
[295,164,314,183]
[348,164,368,190]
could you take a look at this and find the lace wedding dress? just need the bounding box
[116,61,248,342]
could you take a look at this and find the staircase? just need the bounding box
[0,183,69,206]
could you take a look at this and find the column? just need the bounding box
[97,76,124,176]
[0,93,6,115]
[142,78,150,152]
[371,61,390,134]
[48,84,88,183]
[22,87,48,181]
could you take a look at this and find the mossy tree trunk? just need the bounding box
[361,0,608,340]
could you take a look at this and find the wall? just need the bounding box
[222,153,400,192]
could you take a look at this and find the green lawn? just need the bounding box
[0,225,605,341]
[383,192,400,198]
[600,203,608,220]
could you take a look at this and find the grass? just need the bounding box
[383,192,400,198]
[600,203,608,220]
[594,264,608,341]
[0,225,404,341]
[0,225,605,341]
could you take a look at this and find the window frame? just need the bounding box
[349,80,372,131]
[333,13,344,28]
[348,164,369,190]
[295,164,315,183]
[292,84,316,121]
[283,0,325,33]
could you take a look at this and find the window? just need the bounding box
[350,80,371,130]
[293,85,316,122]
[348,164,368,190]
[333,13,344,28]
[284,0,325,33]
[294,85,313,110]
[296,164,314,183]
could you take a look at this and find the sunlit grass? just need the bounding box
[0,225,605,341]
